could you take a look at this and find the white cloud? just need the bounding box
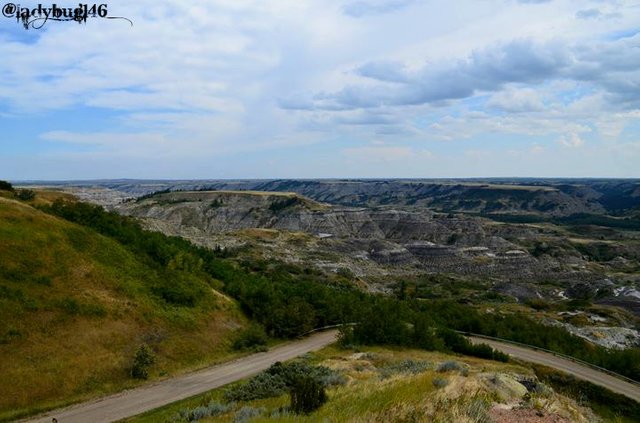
[558,133,585,148]
[488,88,545,112]
[1,0,639,178]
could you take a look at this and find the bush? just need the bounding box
[437,361,464,373]
[0,180,13,191]
[234,406,264,423]
[289,374,327,414]
[224,361,344,402]
[173,401,231,422]
[266,361,345,388]
[432,377,449,389]
[380,360,430,378]
[224,371,287,402]
[131,344,155,379]
[57,297,107,317]
[209,199,224,209]
[232,324,268,351]
[268,197,300,212]
[437,329,509,363]
[152,273,204,307]
[16,189,35,201]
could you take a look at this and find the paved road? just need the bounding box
[469,336,640,402]
[25,330,339,423]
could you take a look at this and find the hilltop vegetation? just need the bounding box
[0,195,245,421]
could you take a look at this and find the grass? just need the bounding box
[0,196,248,421]
[533,364,640,423]
[124,345,603,423]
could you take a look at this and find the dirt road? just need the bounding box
[25,330,640,422]
[25,330,339,423]
[469,336,640,402]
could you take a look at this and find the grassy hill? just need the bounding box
[0,195,246,421]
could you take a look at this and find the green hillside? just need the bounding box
[0,196,246,421]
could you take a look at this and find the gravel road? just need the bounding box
[25,330,339,423]
[24,330,640,422]
[469,336,640,402]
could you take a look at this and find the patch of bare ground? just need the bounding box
[490,406,571,423]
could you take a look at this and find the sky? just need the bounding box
[0,0,639,180]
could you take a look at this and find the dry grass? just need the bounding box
[127,346,596,423]
[0,198,246,421]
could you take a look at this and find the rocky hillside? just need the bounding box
[32,178,640,217]
[116,190,610,289]
[116,189,640,349]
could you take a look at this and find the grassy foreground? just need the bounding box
[124,346,609,423]
[0,195,246,421]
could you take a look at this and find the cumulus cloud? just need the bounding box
[488,88,545,112]
[576,8,621,21]
[284,34,640,112]
[1,0,639,178]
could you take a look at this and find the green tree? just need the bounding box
[289,375,327,414]
[131,344,155,379]
[16,189,35,201]
[0,180,14,191]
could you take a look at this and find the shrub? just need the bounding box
[152,274,204,307]
[437,361,464,373]
[266,361,345,388]
[234,406,264,423]
[380,359,431,378]
[224,361,344,402]
[16,189,35,201]
[209,199,224,209]
[436,328,509,363]
[224,371,287,402]
[131,344,155,380]
[432,377,449,389]
[57,297,107,317]
[173,400,231,422]
[0,180,13,191]
[232,324,268,351]
[268,197,300,213]
[289,375,327,414]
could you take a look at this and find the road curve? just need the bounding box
[25,330,339,423]
[469,336,640,402]
[23,331,640,422]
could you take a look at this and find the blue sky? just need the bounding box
[1,0,639,180]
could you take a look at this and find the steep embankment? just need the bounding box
[0,196,245,421]
[97,179,634,216]
[31,178,640,216]
[117,190,482,244]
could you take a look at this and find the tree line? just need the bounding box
[43,199,640,381]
